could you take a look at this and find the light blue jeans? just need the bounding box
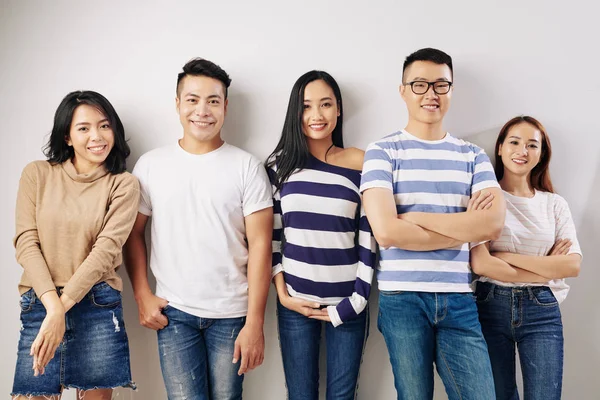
[378,291,495,400]
[157,305,245,400]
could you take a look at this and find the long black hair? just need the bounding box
[43,90,130,174]
[266,70,344,191]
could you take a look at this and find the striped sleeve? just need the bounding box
[360,142,394,193]
[267,164,284,278]
[553,194,582,258]
[471,148,500,194]
[327,200,378,327]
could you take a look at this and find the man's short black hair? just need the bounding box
[176,58,232,98]
[402,48,453,82]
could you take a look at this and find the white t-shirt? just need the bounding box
[479,190,582,303]
[133,141,273,318]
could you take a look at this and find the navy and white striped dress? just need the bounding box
[269,154,377,327]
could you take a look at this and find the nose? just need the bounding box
[309,106,323,120]
[195,101,210,116]
[424,84,439,98]
[521,145,528,155]
[90,127,102,141]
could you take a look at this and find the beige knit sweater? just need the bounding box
[14,159,140,303]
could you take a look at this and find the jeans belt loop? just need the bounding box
[527,287,534,300]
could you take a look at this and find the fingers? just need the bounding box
[556,239,572,255]
[140,307,169,330]
[30,335,41,371]
[238,348,249,376]
[549,239,572,256]
[309,315,332,322]
[37,340,49,369]
[471,191,493,211]
[232,340,241,364]
[467,191,480,211]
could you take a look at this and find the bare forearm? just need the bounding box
[246,244,271,326]
[474,256,549,283]
[123,233,152,298]
[407,211,503,243]
[493,253,581,279]
[273,272,289,297]
[376,218,464,251]
[39,290,65,314]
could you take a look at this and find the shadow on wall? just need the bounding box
[561,158,600,396]
[221,90,252,153]
[445,64,501,137]
[464,126,501,164]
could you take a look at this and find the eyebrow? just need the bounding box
[184,93,223,100]
[74,119,108,127]
[509,135,540,143]
[304,97,333,102]
[410,77,450,82]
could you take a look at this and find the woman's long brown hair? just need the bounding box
[494,116,554,193]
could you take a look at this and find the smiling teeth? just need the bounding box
[422,105,438,109]
[310,124,326,129]
[193,121,212,127]
[88,146,105,151]
[513,159,527,164]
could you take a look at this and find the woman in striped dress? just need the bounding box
[470,116,582,400]
[266,71,376,400]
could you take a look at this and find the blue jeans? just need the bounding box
[378,291,495,400]
[12,283,135,397]
[157,305,245,400]
[276,299,369,400]
[476,282,564,400]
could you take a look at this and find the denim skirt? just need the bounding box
[11,282,136,397]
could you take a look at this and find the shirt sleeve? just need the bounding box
[327,198,378,327]
[13,162,56,298]
[267,163,284,278]
[471,147,500,194]
[132,155,152,216]
[242,157,273,217]
[62,174,141,303]
[360,142,394,193]
[553,194,582,258]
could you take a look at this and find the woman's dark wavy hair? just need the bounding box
[266,71,344,191]
[494,115,554,193]
[43,90,130,174]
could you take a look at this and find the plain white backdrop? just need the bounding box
[1,1,598,398]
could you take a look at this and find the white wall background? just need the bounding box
[1,1,598,398]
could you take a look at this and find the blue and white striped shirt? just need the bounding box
[360,130,499,293]
[270,154,377,327]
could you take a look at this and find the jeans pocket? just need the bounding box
[91,282,122,307]
[532,288,558,306]
[475,285,493,304]
[380,290,404,296]
[19,289,34,313]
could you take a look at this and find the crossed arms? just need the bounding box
[363,187,506,251]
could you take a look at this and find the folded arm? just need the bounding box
[492,252,581,280]
[400,187,506,243]
[471,244,549,283]
[363,187,463,251]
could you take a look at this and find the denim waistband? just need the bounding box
[477,281,551,297]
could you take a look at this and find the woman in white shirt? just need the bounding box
[471,115,581,400]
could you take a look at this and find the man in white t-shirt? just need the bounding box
[124,58,273,400]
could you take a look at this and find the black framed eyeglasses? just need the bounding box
[404,80,453,95]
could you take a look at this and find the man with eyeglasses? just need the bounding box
[360,48,504,399]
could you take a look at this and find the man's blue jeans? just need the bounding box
[157,305,245,400]
[476,282,564,400]
[277,299,369,400]
[378,291,495,400]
